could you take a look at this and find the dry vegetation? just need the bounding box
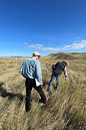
[0,53,86,130]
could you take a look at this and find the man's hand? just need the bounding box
[65,77,68,81]
[40,82,43,85]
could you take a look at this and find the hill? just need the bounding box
[42,52,86,60]
[0,53,86,130]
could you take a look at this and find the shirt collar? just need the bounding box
[32,57,36,60]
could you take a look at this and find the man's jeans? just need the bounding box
[48,72,61,90]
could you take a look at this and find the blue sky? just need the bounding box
[0,0,86,57]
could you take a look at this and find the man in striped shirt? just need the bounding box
[20,52,49,112]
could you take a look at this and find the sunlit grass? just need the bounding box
[0,53,86,130]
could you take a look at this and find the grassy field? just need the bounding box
[0,53,86,130]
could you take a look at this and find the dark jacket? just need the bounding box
[53,62,65,75]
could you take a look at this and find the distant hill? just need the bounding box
[0,56,31,58]
[44,52,86,60]
[10,56,30,58]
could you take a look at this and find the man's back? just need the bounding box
[54,62,65,75]
[20,57,42,82]
[20,58,37,78]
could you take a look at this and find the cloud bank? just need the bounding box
[24,40,86,51]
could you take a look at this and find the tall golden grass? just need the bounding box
[0,53,86,130]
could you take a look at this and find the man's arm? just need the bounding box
[64,67,68,81]
[35,61,42,83]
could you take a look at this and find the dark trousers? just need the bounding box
[25,78,46,111]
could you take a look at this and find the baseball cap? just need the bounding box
[33,52,41,57]
[63,60,69,66]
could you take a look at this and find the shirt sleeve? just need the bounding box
[64,67,68,78]
[20,61,25,77]
[35,61,42,83]
[20,62,24,74]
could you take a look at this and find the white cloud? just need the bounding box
[63,40,86,50]
[41,47,60,51]
[28,44,60,51]
[28,44,43,49]
[26,40,86,51]
[24,43,28,45]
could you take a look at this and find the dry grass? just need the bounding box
[0,53,86,130]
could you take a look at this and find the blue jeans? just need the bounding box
[48,72,61,89]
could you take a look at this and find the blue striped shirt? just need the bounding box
[20,57,42,83]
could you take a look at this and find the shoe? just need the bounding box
[45,95,49,103]
[47,88,50,91]
[54,86,57,90]
[26,108,31,113]
[39,99,43,103]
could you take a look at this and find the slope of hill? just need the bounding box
[43,52,86,60]
[0,53,86,130]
